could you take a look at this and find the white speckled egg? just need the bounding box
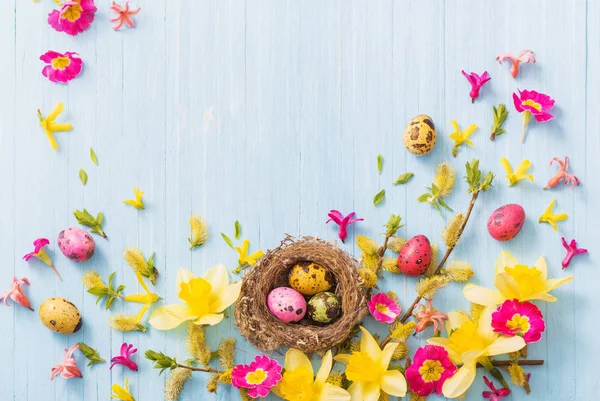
[267,287,306,323]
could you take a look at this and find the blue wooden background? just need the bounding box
[1,0,597,400]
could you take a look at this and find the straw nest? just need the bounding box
[234,235,368,354]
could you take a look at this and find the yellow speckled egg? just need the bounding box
[403,114,437,156]
[39,297,82,334]
[289,262,334,296]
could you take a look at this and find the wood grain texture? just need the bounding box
[0,0,595,400]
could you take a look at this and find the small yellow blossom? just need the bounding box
[449,120,477,157]
[538,197,568,231]
[123,187,145,210]
[234,240,264,267]
[124,272,162,304]
[500,157,534,186]
[38,102,72,150]
[111,377,135,401]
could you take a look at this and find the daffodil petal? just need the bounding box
[380,369,407,397]
[284,348,314,377]
[177,268,196,289]
[315,350,333,385]
[477,306,497,343]
[486,335,525,356]
[545,276,574,292]
[534,254,548,279]
[442,361,477,399]
[210,281,242,312]
[495,272,522,300]
[334,354,350,365]
[426,337,461,364]
[148,304,195,330]
[528,292,557,302]
[195,313,224,326]
[347,382,363,401]
[363,382,381,401]
[380,342,399,368]
[203,263,230,291]
[319,383,351,401]
[494,250,518,274]
[447,311,470,332]
[359,326,381,358]
[463,283,505,306]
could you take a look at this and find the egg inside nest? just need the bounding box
[288,261,336,296]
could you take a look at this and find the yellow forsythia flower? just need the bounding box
[449,120,477,157]
[111,377,135,401]
[38,102,72,150]
[538,197,568,231]
[500,157,534,186]
[234,240,264,267]
[123,187,145,210]
[188,214,208,249]
[123,272,161,304]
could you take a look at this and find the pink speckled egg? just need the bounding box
[487,204,525,242]
[57,227,96,262]
[267,287,307,323]
[397,235,432,277]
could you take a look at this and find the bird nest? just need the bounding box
[234,235,368,354]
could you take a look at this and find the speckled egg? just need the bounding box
[288,262,334,296]
[487,204,525,242]
[39,297,82,334]
[267,287,307,323]
[403,115,437,156]
[397,235,432,276]
[57,227,95,262]
[307,292,341,324]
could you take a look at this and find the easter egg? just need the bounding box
[57,227,95,262]
[487,204,525,242]
[397,235,432,276]
[267,287,307,323]
[307,292,341,324]
[289,262,334,296]
[39,297,82,334]
[403,115,437,156]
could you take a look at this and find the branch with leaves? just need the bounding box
[73,208,107,238]
[81,271,125,310]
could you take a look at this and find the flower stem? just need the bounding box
[176,364,223,374]
[480,357,511,389]
[521,110,531,144]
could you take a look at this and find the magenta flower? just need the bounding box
[496,50,536,78]
[545,157,580,189]
[405,345,457,397]
[23,238,62,281]
[48,0,97,36]
[461,71,491,103]
[231,355,282,398]
[414,299,448,334]
[51,344,82,380]
[326,210,363,243]
[110,343,138,371]
[40,51,83,84]
[561,237,588,269]
[0,277,34,311]
[110,2,141,31]
[367,292,401,324]
[491,299,545,343]
[482,376,511,401]
[513,89,555,143]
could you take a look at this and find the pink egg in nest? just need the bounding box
[267,287,307,323]
[57,227,96,262]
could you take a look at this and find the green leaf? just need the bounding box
[105,296,116,310]
[373,189,386,206]
[392,172,414,185]
[377,154,383,174]
[90,148,99,165]
[145,350,179,375]
[234,220,241,240]
[108,272,115,288]
[430,183,440,197]
[87,287,110,297]
[74,208,107,239]
[385,214,403,236]
[78,342,105,367]
[490,104,509,140]
[417,193,431,202]
[437,198,454,212]
[79,169,88,185]
[221,233,234,249]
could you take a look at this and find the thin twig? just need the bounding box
[176,364,223,374]
[481,360,544,367]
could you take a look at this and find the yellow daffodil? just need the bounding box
[463,250,573,305]
[334,326,407,400]
[111,377,135,401]
[427,306,525,398]
[124,272,162,304]
[449,120,477,157]
[272,349,350,401]
[38,102,72,150]
[148,264,241,330]
[538,197,568,231]
[500,157,534,186]
[235,239,264,267]
[123,187,145,210]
